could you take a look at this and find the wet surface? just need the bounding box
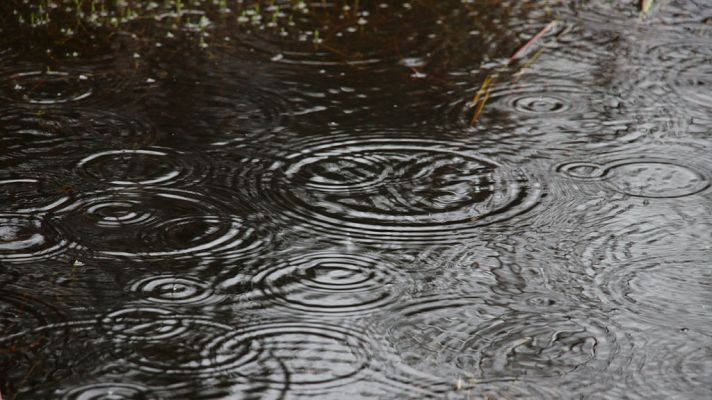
[1,0,711,398]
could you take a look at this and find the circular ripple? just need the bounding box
[0,107,155,168]
[2,70,94,104]
[249,251,402,316]
[556,161,606,180]
[558,158,709,198]
[135,215,263,261]
[0,214,72,263]
[100,307,190,342]
[508,92,573,115]
[52,187,265,261]
[462,312,616,379]
[448,78,640,149]
[573,200,712,285]
[205,321,372,389]
[460,83,587,123]
[409,243,528,298]
[258,137,541,244]
[77,148,208,186]
[622,332,712,399]
[385,295,509,377]
[605,160,708,198]
[60,383,158,400]
[0,289,64,338]
[0,52,156,108]
[592,257,712,331]
[128,274,221,306]
[113,314,373,392]
[123,318,258,378]
[646,41,712,116]
[387,297,623,386]
[0,175,70,213]
[101,315,300,399]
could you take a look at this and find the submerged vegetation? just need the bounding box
[4,1,567,57]
[6,0,657,42]
[3,0,658,130]
[9,0,424,47]
[3,0,560,99]
[3,0,660,130]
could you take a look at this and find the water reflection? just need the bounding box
[1,0,712,399]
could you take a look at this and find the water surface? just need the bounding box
[1,1,711,398]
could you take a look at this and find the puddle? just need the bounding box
[1,1,711,399]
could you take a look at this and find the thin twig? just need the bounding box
[470,77,494,126]
[469,75,495,126]
[469,20,558,126]
[470,74,493,112]
[509,20,557,63]
[513,45,548,82]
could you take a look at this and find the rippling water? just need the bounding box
[1,0,711,399]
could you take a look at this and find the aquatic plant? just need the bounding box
[7,1,380,46]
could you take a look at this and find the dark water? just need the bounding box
[1,0,711,398]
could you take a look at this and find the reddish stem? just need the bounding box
[509,20,557,63]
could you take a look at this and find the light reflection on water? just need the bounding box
[1,1,711,399]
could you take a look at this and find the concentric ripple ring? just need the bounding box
[259,137,541,244]
[248,251,403,316]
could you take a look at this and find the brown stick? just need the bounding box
[509,20,557,63]
[470,77,494,126]
[469,75,495,126]
[469,20,558,126]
